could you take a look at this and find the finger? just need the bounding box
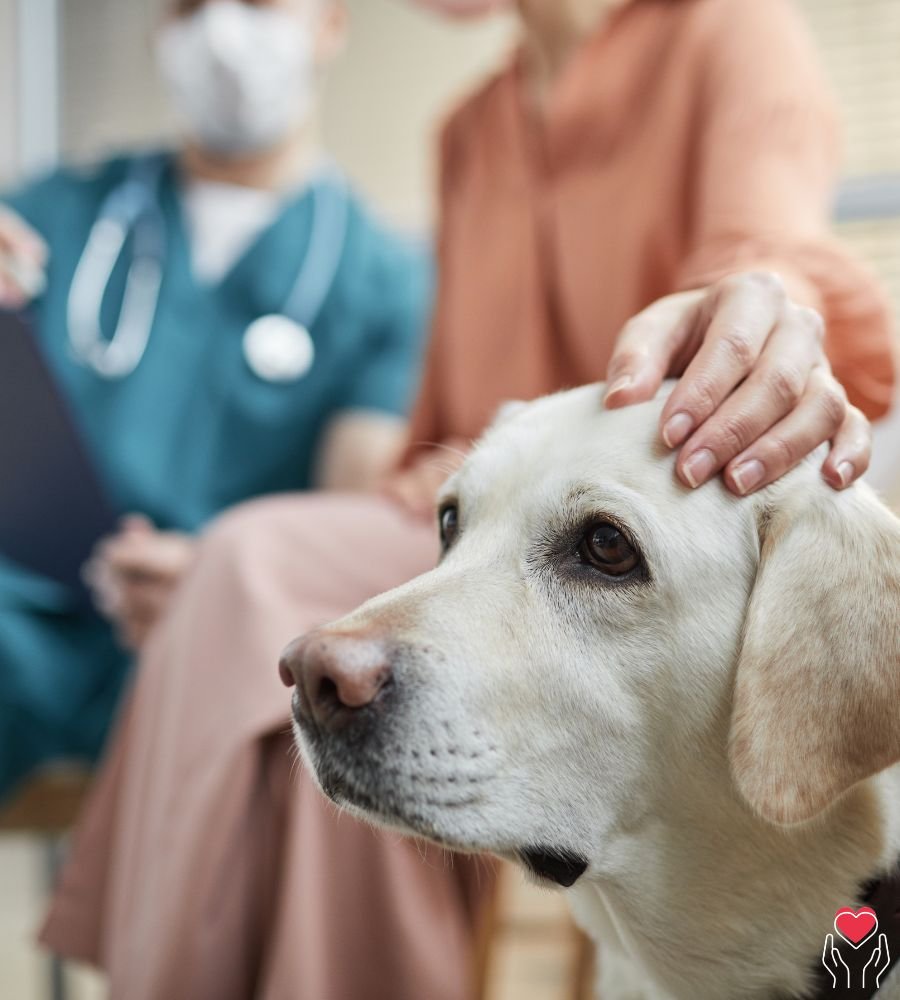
[722,369,847,495]
[105,533,192,580]
[603,290,706,408]
[821,405,871,490]
[93,580,125,619]
[102,535,159,578]
[0,273,28,310]
[90,529,126,565]
[673,315,823,487]
[118,579,173,625]
[119,513,154,534]
[660,273,790,447]
[0,208,48,261]
[82,554,124,614]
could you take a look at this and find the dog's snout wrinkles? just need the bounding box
[281,631,393,726]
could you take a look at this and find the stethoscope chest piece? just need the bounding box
[243,314,315,383]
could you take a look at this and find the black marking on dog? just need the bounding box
[519,847,588,887]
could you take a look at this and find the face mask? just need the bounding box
[156,1,316,157]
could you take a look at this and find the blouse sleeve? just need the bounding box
[335,231,433,420]
[677,0,896,418]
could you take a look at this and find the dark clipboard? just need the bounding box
[0,310,118,602]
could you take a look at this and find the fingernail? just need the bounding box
[604,375,632,403]
[662,412,694,448]
[835,461,855,487]
[731,459,765,496]
[682,449,715,489]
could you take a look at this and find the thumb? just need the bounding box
[603,289,705,409]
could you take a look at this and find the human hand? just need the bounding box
[380,440,469,520]
[0,207,47,308]
[821,933,851,989]
[603,272,870,496]
[84,515,196,652]
[862,933,891,990]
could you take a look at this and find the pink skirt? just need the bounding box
[40,493,494,1000]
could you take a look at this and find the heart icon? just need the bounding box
[834,906,878,949]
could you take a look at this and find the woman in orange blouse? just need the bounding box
[41,2,895,999]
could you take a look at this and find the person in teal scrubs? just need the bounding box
[0,0,430,801]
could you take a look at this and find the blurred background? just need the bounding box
[0,0,515,227]
[0,1,899,999]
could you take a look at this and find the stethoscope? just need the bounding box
[66,154,349,382]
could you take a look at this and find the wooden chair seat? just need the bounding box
[0,767,92,835]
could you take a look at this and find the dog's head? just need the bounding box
[283,385,900,886]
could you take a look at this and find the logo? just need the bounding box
[822,906,892,990]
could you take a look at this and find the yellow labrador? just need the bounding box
[282,384,900,999]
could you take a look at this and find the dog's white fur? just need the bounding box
[291,384,900,999]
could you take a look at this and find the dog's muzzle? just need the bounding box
[281,628,474,841]
[280,629,394,731]
[281,629,589,885]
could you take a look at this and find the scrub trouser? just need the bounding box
[0,571,127,801]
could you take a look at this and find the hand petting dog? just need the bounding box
[604,271,868,496]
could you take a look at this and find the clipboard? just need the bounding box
[0,310,118,599]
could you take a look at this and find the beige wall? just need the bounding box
[322,1,513,227]
[58,0,513,229]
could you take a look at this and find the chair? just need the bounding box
[0,767,92,1000]
[2,770,596,1000]
[476,861,594,1000]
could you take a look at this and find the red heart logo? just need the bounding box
[834,907,878,949]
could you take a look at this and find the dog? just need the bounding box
[281,384,900,999]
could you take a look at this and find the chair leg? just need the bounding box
[571,927,595,1000]
[473,864,504,1000]
[48,951,67,1000]
[43,837,69,1000]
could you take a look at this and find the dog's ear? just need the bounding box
[729,478,900,825]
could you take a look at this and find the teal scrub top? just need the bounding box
[0,152,431,798]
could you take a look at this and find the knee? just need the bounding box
[202,495,286,551]
[195,496,293,584]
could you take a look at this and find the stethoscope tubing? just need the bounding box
[66,155,349,381]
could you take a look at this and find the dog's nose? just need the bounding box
[280,631,393,725]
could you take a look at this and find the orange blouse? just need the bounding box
[408,0,896,454]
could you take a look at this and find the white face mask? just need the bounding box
[156,1,317,157]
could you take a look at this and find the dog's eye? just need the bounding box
[578,522,639,577]
[439,503,459,549]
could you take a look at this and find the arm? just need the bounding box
[384,114,471,517]
[314,410,408,492]
[326,220,433,485]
